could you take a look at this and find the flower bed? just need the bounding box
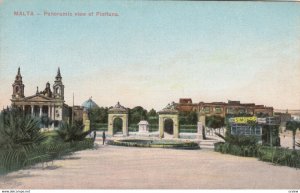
[107,139,200,150]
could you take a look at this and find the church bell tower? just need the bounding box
[53,67,64,100]
[12,67,25,99]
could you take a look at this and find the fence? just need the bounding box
[179,125,197,133]
[93,123,159,132]
[205,127,226,136]
[93,123,227,135]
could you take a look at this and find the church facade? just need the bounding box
[11,67,71,127]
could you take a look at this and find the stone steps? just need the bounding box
[199,140,221,149]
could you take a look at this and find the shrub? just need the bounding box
[257,146,300,168]
[214,142,258,157]
[215,142,300,168]
[0,139,94,174]
[225,134,258,147]
[108,139,200,150]
[0,108,95,173]
[214,133,259,157]
[56,122,91,142]
[0,108,46,149]
[214,142,224,152]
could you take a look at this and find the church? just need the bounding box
[10,67,71,127]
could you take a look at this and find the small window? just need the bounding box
[215,107,222,113]
[239,108,245,113]
[227,108,234,113]
[204,107,210,113]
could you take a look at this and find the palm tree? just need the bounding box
[0,107,46,149]
[56,122,91,142]
[286,121,300,150]
[0,107,47,172]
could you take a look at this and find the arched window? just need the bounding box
[15,86,19,94]
[55,87,60,94]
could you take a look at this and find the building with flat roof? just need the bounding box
[176,98,273,117]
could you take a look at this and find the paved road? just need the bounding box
[0,144,300,189]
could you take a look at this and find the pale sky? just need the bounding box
[0,0,300,111]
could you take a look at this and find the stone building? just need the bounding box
[10,67,71,127]
[72,105,84,122]
[176,98,273,117]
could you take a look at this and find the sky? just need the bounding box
[0,0,300,111]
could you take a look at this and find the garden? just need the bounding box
[0,107,95,174]
[88,106,199,133]
[214,116,300,168]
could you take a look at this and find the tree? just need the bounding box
[179,111,198,125]
[0,107,46,149]
[98,107,109,123]
[56,122,91,142]
[286,120,300,150]
[129,106,147,124]
[147,109,157,117]
[186,111,198,125]
[178,112,187,125]
[89,107,100,123]
[88,107,109,129]
[147,109,158,125]
[206,115,225,133]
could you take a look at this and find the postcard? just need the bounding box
[0,0,300,191]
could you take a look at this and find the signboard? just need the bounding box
[257,118,267,124]
[229,116,257,124]
[229,116,279,125]
[266,117,281,125]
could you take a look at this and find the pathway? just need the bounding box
[0,144,300,189]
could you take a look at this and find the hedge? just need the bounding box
[107,139,200,150]
[214,142,300,168]
[257,146,300,168]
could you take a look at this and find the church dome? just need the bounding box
[82,98,99,110]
